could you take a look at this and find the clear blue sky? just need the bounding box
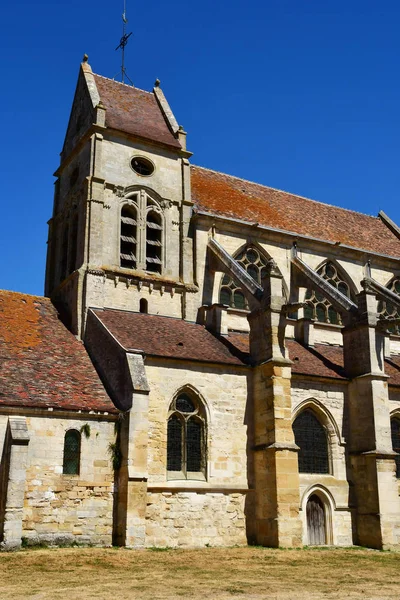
[1,0,399,295]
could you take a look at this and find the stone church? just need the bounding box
[1,57,400,551]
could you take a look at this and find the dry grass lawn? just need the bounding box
[1,546,399,599]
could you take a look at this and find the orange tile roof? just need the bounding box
[191,165,400,258]
[0,291,116,412]
[93,74,181,149]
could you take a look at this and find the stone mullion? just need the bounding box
[136,190,147,271]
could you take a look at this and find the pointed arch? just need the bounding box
[303,259,357,325]
[301,484,335,546]
[218,242,288,309]
[390,409,400,478]
[167,385,208,480]
[378,275,400,335]
[118,189,165,273]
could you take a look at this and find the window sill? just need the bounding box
[148,481,251,493]
[167,471,206,482]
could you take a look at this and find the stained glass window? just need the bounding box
[167,393,206,478]
[304,262,354,325]
[378,278,400,336]
[391,419,400,478]
[293,410,329,474]
[63,430,81,475]
[219,246,269,309]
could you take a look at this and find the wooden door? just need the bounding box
[306,494,326,545]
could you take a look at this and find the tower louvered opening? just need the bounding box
[146,211,162,273]
[120,206,137,269]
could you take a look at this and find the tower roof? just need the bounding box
[93,73,182,149]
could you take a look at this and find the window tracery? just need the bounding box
[120,191,163,274]
[219,246,269,310]
[304,262,354,325]
[378,277,400,335]
[167,392,206,479]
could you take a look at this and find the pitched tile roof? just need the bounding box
[226,333,346,379]
[92,309,245,366]
[0,291,116,413]
[191,165,400,259]
[93,74,181,149]
[226,332,400,386]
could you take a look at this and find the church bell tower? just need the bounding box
[45,57,194,337]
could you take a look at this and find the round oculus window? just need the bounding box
[130,156,155,176]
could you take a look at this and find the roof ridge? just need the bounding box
[92,72,153,96]
[191,163,380,221]
[0,290,51,301]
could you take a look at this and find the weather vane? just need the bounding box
[115,0,133,84]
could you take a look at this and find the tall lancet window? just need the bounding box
[293,410,329,474]
[120,205,137,269]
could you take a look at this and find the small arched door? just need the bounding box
[306,494,326,545]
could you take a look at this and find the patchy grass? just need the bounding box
[1,546,400,599]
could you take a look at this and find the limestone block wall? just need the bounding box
[143,359,249,546]
[145,491,247,548]
[291,379,352,545]
[4,413,117,547]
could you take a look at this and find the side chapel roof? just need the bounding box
[0,291,116,413]
[91,308,400,386]
[191,165,400,259]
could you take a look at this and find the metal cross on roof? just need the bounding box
[115,0,133,85]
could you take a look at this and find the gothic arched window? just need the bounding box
[219,246,269,310]
[293,410,329,474]
[167,392,206,479]
[391,418,400,478]
[120,204,137,269]
[304,262,354,325]
[378,277,400,336]
[63,429,81,475]
[119,192,163,274]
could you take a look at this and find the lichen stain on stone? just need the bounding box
[0,291,43,354]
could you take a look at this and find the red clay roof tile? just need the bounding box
[0,291,116,413]
[93,74,181,149]
[92,309,245,366]
[191,165,400,259]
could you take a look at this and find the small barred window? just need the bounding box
[120,205,137,269]
[378,277,400,336]
[293,410,329,474]
[304,262,354,325]
[220,246,269,309]
[63,430,81,475]
[391,419,400,478]
[167,393,206,479]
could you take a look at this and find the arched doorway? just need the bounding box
[306,494,326,545]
